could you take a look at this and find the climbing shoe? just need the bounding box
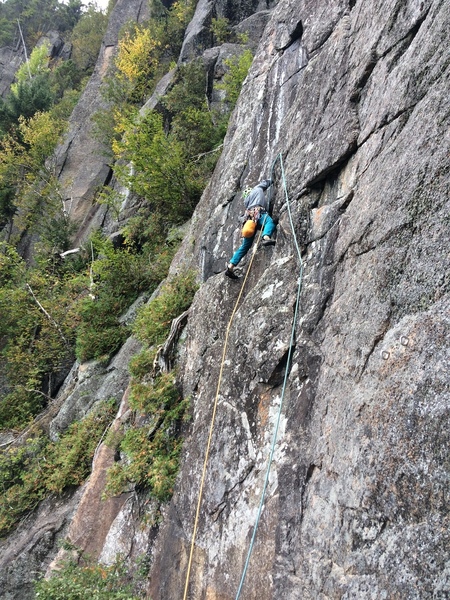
[225,264,239,279]
[261,236,276,246]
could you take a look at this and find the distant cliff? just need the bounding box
[1,0,449,599]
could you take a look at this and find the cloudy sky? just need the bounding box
[90,0,109,11]
[95,0,110,11]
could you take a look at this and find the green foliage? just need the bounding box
[11,43,51,95]
[219,49,253,107]
[0,242,26,287]
[43,403,114,493]
[0,0,83,47]
[163,60,207,114]
[113,22,163,105]
[113,110,199,225]
[132,271,198,347]
[111,61,226,237]
[148,0,196,61]
[0,265,85,428]
[95,0,196,149]
[0,185,16,229]
[164,60,225,156]
[128,348,157,381]
[0,110,68,240]
[34,556,141,600]
[52,87,82,120]
[70,5,109,75]
[0,73,54,134]
[211,16,231,44]
[0,400,116,537]
[51,61,84,100]
[0,0,109,426]
[75,234,177,364]
[129,370,181,414]
[105,373,189,502]
[95,187,125,221]
[0,0,207,441]
[0,17,15,47]
[104,271,197,502]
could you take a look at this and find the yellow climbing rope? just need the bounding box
[182,219,267,600]
[183,153,302,599]
[234,152,303,598]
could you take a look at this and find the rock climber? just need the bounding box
[225,179,276,279]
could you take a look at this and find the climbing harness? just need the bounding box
[242,206,267,238]
[182,153,303,600]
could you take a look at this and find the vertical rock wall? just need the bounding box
[0,0,448,598]
[53,0,149,242]
[150,0,450,598]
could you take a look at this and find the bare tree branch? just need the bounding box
[25,283,69,346]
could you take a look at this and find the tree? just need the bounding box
[1,73,54,133]
[10,42,50,95]
[70,4,108,74]
[0,0,82,47]
[113,110,197,224]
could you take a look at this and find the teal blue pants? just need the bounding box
[230,214,276,266]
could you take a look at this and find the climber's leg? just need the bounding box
[229,236,254,266]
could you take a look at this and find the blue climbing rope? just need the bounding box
[235,152,304,599]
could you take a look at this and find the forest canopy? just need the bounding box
[0,0,84,47]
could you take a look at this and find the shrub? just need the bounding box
[70,4,109,75]
[132,270,198,347]
[128,348,157,380]
[114,23,162,104]
[105,373,189,502]
[104,271,197,503]
[34,557,141,600]
[0,110,68,241]
[1,73,54,133]
[75,236,178,363]
[211,16,231,44]
[0,400,116,537]
[10,43,51,97]
[219,48,254,107]
[113,110,198,224]
[0,267,84,429]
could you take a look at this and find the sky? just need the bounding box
[93,0,110,11]
[61,0,110,12]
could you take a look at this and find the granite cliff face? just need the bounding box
[151,0,450,597]
[1,0,449,598]
[53,0,150,242]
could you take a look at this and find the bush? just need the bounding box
[104,271,198,503]
[219,49,254,107]
[34,558,140,600]
[211,17,231,44]
[1,73,54,134]
[105,373,188,502]
[70,5,109,75]
[75,237,177,363]
[113,110,198,225]
[132,270,198,347]
[0,267,83,429]
[0,400,116,537]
